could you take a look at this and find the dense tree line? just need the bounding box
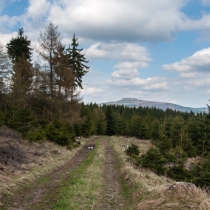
[73,102,210,187]
[82,103,208,157]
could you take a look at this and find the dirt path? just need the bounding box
[1,137,127,210]
[1,145,91,210]
[93,138,124,210]
[2,136,210,210]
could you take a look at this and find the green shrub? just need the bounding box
[45,120,75,147]
[138,148,166,175]
[27,127,46,142]
[166,165,192,181]
[164,147,187,165]
[6,108,34,136]
[190,157,210,187]
[125,143,140,157]
[157,137,172,152]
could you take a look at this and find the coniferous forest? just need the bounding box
[0,23,210,188]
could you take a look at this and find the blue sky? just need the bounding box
[1,0,210,107]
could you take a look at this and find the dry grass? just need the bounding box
[111,136,210,210]
[2,135,210,209]
[0,137,87,196]
[162,183,210,210]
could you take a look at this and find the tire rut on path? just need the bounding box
[1,144,92,210]
[94,138,124,210]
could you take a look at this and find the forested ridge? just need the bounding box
[0,23,210,188]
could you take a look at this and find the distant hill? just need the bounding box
[100,98,207,113]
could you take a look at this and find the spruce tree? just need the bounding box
[6,28,33,108]
[105,106,116,136]
[66,34,89,89]
[92,107,106,135]
[6,28,32,63]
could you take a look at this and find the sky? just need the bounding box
[1,1,210,107]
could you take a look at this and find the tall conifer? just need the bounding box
[6,28,32,63]
[6,28,33,107]
[66,34,89,89]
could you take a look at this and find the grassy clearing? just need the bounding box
[53,136,105,210]
[111,136,210,210]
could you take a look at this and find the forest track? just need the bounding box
[0,144,92,210]
[93,138,124,210]
[1,137,128,210]
[3,136,210,210]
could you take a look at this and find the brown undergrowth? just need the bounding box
[0,126,88,207]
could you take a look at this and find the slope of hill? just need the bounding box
[100,98,207,113]
[112,136,210,210]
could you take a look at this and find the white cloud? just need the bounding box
[201,0,210,6]
[29,0,189,42]
[27,0,51,20]
[0,32,15,45]
[81,87,104,96]
[111,69,139,79]
[85,42,152,83]
[114,61,149,69]
[85,42,151,62]
[2,0,210,44]
[35,0,210,42]
[182,14,210,30]
[144,81,169,90]
[162,47,210,74]
[180,72,197,78]
[106,76,169,91]
[161,47,210,100]
[84,43,109,60]
[85,42,152,84]
[0,15,18,33]
[19,0,52,32]
[84,40,165,98]
[188,77,210,87]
